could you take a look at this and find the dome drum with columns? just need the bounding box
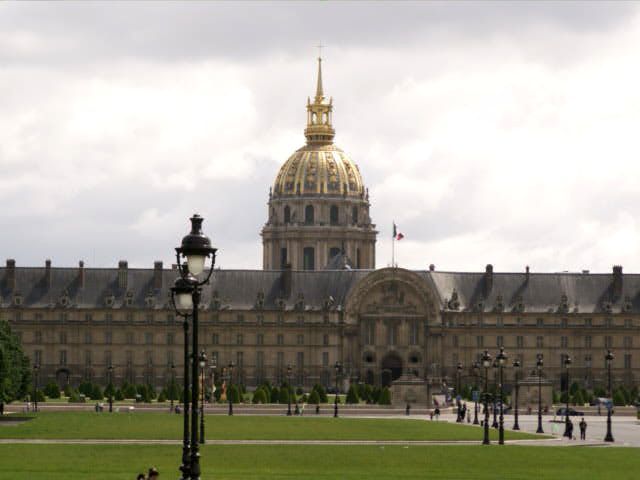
[262,58,377,271]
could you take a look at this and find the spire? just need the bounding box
[315,56,324,102]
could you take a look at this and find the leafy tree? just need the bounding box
[270,387,280,403]
[0,319,31,404]
[308,389,320,405]
[346,385,360,404]
[252,388,267,404]
[104,382,115,399]
[552,390,560,404]
[363,384,373,404]
[43,382,61,399]
[378,387,392,405]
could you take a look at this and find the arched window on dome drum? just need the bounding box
[284,205,291,224]
[303,247,315,271]
[329,205,339,225]
[352,206,358,225]
[305,205,314,225]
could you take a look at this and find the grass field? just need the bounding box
[0,444,638,480]
[0,412,540,441]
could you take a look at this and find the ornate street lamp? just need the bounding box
[334,361,342,418]
[491,358,498,428]
[562,355,572,438]
[170,363,176,413]
[107,364,114,413]
[481,350,492,445]
[170,214,217,480]
[227,362,235,416]
[536,354,544,434]
[472,361,480,425]
[604,350,615,442]
[286,364,293,416]
[512,359,521,430]
[32,364,39,413]
[496,347,507,445]
[199,351,207,445]
[456,362,463,422]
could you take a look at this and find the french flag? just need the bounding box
[393,222,404,240]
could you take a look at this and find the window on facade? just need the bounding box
[237,314,244,323]
[297,334,304,345]
[624,354,632,369]
[212,333,219,345]
[297,315,304,326]
[211,351,218,368]
[105,313,113,323]
[605,318,612,328]
[356,248,361,269]
[537,318,544,328]
[364,321,375,345]
[236,351,244,368]
[330,205,339,225]
[59,312,68,322]
[257,333,264,345]
[35,331,42,344]
[85,350,91,366]
[536,336,543,348]
[323,334,329,346]
[277,334,284,346]
[516,336,524,348]
[237,334,243,345]
[303,247,315,270]
[105,350,112,366]
[296,351,304,369]
[34,350,42,366]
[409,321,419,345]
[167,333,174,345]
[585,318,592,327]
[59,350,67,366]
[35,313,43,321]
[146,313,154,323]
[85,313,92,322]
[625,318,633,328]
[84,332,91,344]
[624,336,632,349]
[145,351,153,366]
[59,331,67,344]
[452,335,458,348]
[585,336,592,348]
[322,351,329,367]
[585,355,592,368]
[352,206,358,225]
[605,336,612,348]
[145,333,153,345]
[257,351,264,369]
[497,336,504,347]
[167,350,174,366]
[125,350,132,367]
[167,313,175,324]
[126,313,134,323]
[105,331,112,345]
[386,323,398,345]
[304,205,314,224]
[561,336,568,348]
[284,206,291,224]
[277,352,284,381]
[476,336,484,348]
[126,332,134,344]
[497,317,504,328]
[329,247,341,260]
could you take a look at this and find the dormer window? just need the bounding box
[105,294,115,308]
[12,293,23,306]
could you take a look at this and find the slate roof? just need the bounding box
[1,263,638,313]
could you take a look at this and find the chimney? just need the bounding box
[45,259,52,289]
[280,263,292,298]
[429,264,435,272]
[612,265,623,298]
[153,261,163,290]
[6,259,16,291]
[525,265,530,282]
[118,260,128,290]
[483,264,494,298]
[78,260,85,289]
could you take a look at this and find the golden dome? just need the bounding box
[272,57,366,199]
[273,144,365,198]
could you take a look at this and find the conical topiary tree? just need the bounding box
[346,385,360,404]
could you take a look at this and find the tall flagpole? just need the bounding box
[392,221,395,268]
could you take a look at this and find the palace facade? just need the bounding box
[1,59,638,394]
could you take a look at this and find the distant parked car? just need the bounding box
[556,407,584,416]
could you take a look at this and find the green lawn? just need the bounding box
[0,412,540,441]
[0,444,637,480]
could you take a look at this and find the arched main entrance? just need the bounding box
[381,352,403,387]
[56,368,70,389]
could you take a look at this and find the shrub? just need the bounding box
[114,388,124,401]
[252,388,267,404]
[363,384,373,404]
[43,382,61,399]
[90,385,103,400]
[157,390,167,402]
[278,386,290,404]
[104,383,115,398]
[613,390,626,406]
[371,386,381,404]
[378,387,391,405]
[552,390,560,404]
[346,385,360,404]
[572,390,584,406]
[296,386,303,396]
[63,384,73,397]
[270,387,280,403]
[312,384,328,403]
[78,382,93,397]
[68,391,81,403]
[308,390,320,405]
[121,382,137,399]
[228,384,241,404]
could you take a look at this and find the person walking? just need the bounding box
[579,418,587,440]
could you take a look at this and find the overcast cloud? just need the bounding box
[1,1,640,273]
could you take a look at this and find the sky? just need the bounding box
[1,1,640,273]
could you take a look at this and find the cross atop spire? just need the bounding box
[305,53,334,145]
[315,55,324,102]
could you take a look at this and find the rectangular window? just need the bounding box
[212,333,219,345]
[145,332,153,345]
[387,323,397,346]
[84,332,92,344]
[561,336,568,348]
[146,313,154,323]
[536,336,543,348]
[296,351,304,369]
[496,317,503,328]
[211,351,218,368]
[59,350,67,366]
[624,354,632,370]
[297,315,304,326]
[585,318,592,327]
[497,336,503,347]
[585,336,592,348]
[126,332,134,344]
[476,336,484,348]
[126,313,134,323]
[624,336,632,349]
[85,350,92,366]
[236,351,244,368]
[167,332,174,345]
[105,350,112,366]
[256,314,264,325]
[516,336,524,348]
[409,321,419,345]
[277,334,284,346]
[452,335,458,348]
[625,318,632,328]
[125,350,132,367]
[237,334,243,345]
[34,350,42,366]
[167,350,174,366]
[322,351,329,367]
[605,336,612,348]
[167,313,175,324]
[365,321,375,345]
[537,318,544,328]
[35,313,43,321]
[605,318,613,328]
[59,331,67,344]
[105,331,112,345]
[323,334,329,346]
[35,331,42,344]
[105,313,113,323]
[584,355,592,368]
[277,352,284,372]
[85,313,92,322]
[237,314,244,323]
[145,350,153,366]
[297,334,304,345]
[561,318,568,328]
[257,333,264,346]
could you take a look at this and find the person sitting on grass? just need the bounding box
[136,474,145,480]
[148,467,160,479]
